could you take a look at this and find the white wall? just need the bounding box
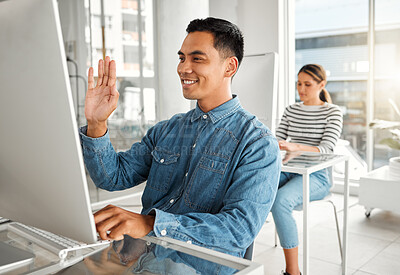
[155,0,209,121]
[209,0,295,126]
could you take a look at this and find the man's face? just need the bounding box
[177,31,228,102]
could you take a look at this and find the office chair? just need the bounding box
[244,242,254,260]
[274,167,343,260]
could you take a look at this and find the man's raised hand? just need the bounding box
[85,56,119,138]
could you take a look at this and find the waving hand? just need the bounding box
[85,56,119,138]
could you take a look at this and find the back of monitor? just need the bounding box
[0,0,97,243]
[232,53,279,132]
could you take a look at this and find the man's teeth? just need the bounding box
[183,80,196,84]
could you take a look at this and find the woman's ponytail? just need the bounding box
[319,88,332,104]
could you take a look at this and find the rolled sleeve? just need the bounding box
[150,209,180,238]
[79,126,111,151]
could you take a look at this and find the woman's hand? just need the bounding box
[278,140,299,152]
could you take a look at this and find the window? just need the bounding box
[295,0,400,169]
[85,0,156,152]
[373,1,400,168]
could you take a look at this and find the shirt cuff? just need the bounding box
[79,125,110,151]
[149,208,179,238]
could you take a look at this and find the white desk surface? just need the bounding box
[361,165,400,182]
[281,151,349,174]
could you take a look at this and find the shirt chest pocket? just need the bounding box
[184,128,238,212]
[147,147,180,193]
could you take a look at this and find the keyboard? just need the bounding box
[8,222,110,260]
[0,217,10,224]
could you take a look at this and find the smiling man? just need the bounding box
[80,17,280,258]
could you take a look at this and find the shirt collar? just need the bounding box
[190,95,241,124]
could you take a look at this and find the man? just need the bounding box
[80,17,280,257]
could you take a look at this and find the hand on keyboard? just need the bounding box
[94,204,155,241]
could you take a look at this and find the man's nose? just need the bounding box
[178,60,192,75]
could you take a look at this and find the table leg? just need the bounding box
[303,173,310,275]
[342,160,349,275]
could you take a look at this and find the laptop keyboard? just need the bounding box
[0,217,10,224]
[8,222,110,260]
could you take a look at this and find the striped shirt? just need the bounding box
[276,102,343,153]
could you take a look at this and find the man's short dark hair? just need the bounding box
[186,17,244,66]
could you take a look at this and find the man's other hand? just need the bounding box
[85,56,119,138]
[94,205,155,241]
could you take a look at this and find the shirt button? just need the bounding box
[160,159,165,163]
[193,143,196,148]
[185,172,188,177]
[202,114,207,119]
[169,199,174,204]
[187,240,192,244]
[160,229,167,236]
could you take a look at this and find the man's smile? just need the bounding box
[181,78,198,88]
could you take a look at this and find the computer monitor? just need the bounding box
[0,0,97,243]
[232,53,279,132]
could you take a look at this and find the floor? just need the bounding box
[253,194,400,275]
[90,183,400,275]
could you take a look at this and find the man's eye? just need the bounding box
[179,57,184,62]
[193,57,202,61]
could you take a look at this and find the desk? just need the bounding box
[281,151,349,275]
[0,222,263,275]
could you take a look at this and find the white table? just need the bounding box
[359,165,400,216]
[281,151,350,275]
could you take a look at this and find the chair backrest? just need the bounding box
[231,52,279,132]
[244,242,254,261]
[293,167,334,211]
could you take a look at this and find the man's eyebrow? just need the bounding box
[177,50,207,56]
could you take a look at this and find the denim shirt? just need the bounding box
[80,95,281,257]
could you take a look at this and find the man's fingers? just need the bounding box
[96,59,104,87]
[103,56,110,86]
[108,60,116,86]
[109,85,119,109]
[107,223,127,241]
[96,217,121,240]
[94,205,115,224]
[88,67,94,90]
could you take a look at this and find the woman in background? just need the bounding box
[272,64,343,275]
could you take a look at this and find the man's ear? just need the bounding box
[224,56,239,78]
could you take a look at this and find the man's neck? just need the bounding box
[197,93,233,113]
